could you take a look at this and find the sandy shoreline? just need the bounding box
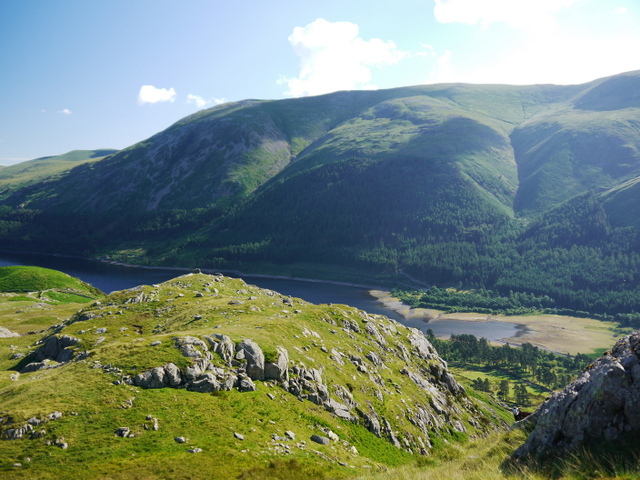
[368,290,620,356]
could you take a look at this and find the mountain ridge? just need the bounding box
[2,71,640,322]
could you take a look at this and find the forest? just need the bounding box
[2,187,640,327]
[427,331,592,404]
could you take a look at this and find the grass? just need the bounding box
[0,266,103,296]
[0,272,513,479]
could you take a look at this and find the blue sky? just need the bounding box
[1,0,640,164]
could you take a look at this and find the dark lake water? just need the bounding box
[0,252,522,342]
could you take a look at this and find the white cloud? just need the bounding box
[187,94,226,109]
[429,0,640,86]
[58,108,72,115]
[434,0,582,32]
[280,18,406,97]
[137,85,177,105]
[613,6,628,15]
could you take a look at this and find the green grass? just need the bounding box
[0,272,512,479]
[0,266,103,296]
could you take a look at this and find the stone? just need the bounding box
[187,372,220,393]
[115,427,130,438]
[49,411,63,421]
[236,339,265,381]
[514,331,640,458]
[264,347,289,383]
[0,326,19,338]
[234,432,245,440]
[208,334,235,366]
[174,436,187,444]
[35,334,81,363]
[237,375,257,392]
[310,434,330,445]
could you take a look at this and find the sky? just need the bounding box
[1,0,640,165]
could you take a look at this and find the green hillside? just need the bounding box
[0,266,103,297]
[0,272,508,479]
[1,72,640,323]
[0,150,117,202]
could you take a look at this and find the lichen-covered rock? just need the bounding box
[514,331,640,458]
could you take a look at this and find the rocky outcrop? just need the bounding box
[514,331,640,458]
[0,326,19,338]
[21,334,84,373]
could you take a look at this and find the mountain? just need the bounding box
[0,271,507,478]
[0,150,118,202]
[2,72,640,320]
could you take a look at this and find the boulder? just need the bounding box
[35,335,81,362]
[264,347,289,383]
[310,434,330,445]
[188,372,220,393]
[514,331,640,458]
[237,375,256,392]
[206,334,235,366]
[236,339,265,381]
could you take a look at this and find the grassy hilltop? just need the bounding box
[0,270,510,479]
[1,269,640,479]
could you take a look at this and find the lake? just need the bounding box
[0,252,522,342]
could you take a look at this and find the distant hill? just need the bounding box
[1,72,640,321]
[0,265,103,297]
[0,149,118,202]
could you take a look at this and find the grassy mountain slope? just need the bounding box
[2,72,640,320]
[0,150,117,202]
[513,72,640,215]
[0,272,508,479]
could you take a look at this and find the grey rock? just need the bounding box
[184,358,213,382]
[207,334,235,366]
[514,331,640,458]
[188,372,220,393]
[48,411,63,421]
[176,336,209,358]
[35,334,81,363]
[264,347,289,382]
[163,363,184,387]
[4,424,32,440]
[174,436,187,443]
[0,326,19,338]
[310,434,330,445]
[115,427,130,438]
[234,432,245,440]
[236,339,265,381]
[237,375,257,392]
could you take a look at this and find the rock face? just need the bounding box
[514,331,640,458]
[21,334,84,373]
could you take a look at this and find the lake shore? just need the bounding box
[368,290,620,356]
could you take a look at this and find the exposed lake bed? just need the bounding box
[369,290,620,356]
